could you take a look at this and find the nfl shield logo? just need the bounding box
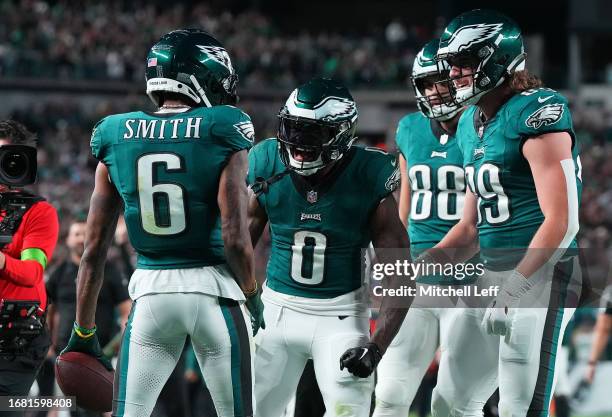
[307,190,318,204]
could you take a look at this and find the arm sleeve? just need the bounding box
[211,107,255,152]
[514,92,574,140]
[1,203,59,287]
[90,117,109,160]
[372,152,401,201]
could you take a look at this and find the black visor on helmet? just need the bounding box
[278,115,340,149]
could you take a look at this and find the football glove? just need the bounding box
[245,287,265,336]
[481,270,533,336]
[339,342,382,378]
[60,322,113,371]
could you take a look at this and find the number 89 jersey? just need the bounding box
[456,88,582,269]
[248,139,399,300]
[90,106,253,269]
[395,112,466,253]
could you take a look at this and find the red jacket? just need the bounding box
[0,201,59,311]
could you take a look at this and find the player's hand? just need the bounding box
[60,323,113,372]
[244,287,265,336]
[482,306,509,335]
[482,270,532,336]
[585,362,597,384]
[339,342,382,378]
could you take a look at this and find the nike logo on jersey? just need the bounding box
[431,151,447,158]
[300,213,321,222]
[537,95,554,103]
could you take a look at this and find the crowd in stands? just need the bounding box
[0,1,429,88]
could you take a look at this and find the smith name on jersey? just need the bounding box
[248,139,399,300]
[90,105,254,269]
[456,88,582,269]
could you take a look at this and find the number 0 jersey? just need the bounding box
[456,88,582,269]
[396,112,466,253]
[248,139,399,302]
[90,105,253,269]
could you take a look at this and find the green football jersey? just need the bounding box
[396,112,466,253]
[248,139,400,299]
[90,105,254,269]
[456,88,582,269]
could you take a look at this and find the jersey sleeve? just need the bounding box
[368,149,401,201]
[211,106,255,152]
[90,116,110,161]
[395,117,409,160]
[513,90,574,140]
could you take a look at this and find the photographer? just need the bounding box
[0,120,59,403]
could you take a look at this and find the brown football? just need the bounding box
[55,351,114,412]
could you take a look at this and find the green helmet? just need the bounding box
[145,29,238,107]
[437,9,526,106]
[412,39,461,121]
[278,78,358,176]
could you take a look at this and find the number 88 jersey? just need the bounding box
[395,112,466,254]
[90,105,254,269]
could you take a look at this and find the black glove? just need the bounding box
[59,323,114,372]
[339,342,382,378]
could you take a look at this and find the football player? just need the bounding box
[428,9,582,417]
[247,77,408,417]
[372,39,468,417]
[61,29,261,417]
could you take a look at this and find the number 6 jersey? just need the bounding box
[90,105,254,269]
[247,139,399,314]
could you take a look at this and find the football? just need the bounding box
[55,352,114,412]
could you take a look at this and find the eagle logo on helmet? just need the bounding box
[446,23,504,52]
[525,104,564,129]
[314,96,357,122]
[196,45,235,73]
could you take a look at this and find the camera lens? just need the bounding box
[1,152,28,179]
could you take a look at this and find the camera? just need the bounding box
[0,145,37,187]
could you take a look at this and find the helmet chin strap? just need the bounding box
[190,75,213,107]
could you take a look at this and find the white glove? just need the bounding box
[481,270,532,336]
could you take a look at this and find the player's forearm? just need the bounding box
[432,220,479,263]
[516,215,577,278]
[75,249,106,328]
[588,314,612,363]
[224,237,256,292]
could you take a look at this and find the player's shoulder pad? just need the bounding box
[247,138,278,182]
[212,105,255,144]
[353,146,401,195]
[510,88,571,137]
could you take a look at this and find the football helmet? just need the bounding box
[277,78,358,176]
[412,39,461,121]
[436,9,526,106]
[145,29,238,107]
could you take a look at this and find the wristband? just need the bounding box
[243,281,258,298]
[74,322,97,339]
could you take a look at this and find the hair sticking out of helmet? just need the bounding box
[277,78,358,176]
[411,39,462,121]
[145,29,238,108]
[436,9,526,107]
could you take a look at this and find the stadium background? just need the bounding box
[0,0,610,416]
